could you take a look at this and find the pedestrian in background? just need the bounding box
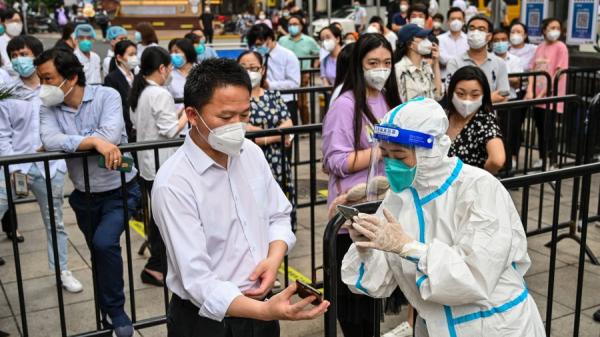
[103,25,128,79]
[185,30,218,62]
[73,23,102,84]
[199,5,214,44]
[319,24,343,87]
[134,22,159,59]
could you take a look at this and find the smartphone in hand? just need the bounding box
[337,204,359,220]
[295,280,323,306]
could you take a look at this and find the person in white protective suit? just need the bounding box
[341,97,546,337]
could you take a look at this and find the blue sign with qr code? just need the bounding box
[521,0,547,43]
[567,0,598,44]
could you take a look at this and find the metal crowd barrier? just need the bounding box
[0,124,326,336]
[280,86,333,125]
[323,162,600,337]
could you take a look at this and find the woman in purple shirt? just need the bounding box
[319,24,343,86]
[322,33,401,337]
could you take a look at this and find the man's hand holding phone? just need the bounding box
[261,281,329,321]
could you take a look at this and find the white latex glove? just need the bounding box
[352,208,415,254]
[342,218,370,253]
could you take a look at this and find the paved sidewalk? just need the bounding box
[0,147,599,336]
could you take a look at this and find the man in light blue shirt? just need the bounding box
[0,35,84,293]
[35,48,140,337]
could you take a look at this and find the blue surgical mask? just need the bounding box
[195,42,205,55]
[78,39,93,53]
[384,157,416,193]
[254,45,269,56]
[134,31,142,43]
[171,53,185,69]
[11,56,35,78]
[493,41,509,54]
[288,25,300,36]
[0,24,4,35]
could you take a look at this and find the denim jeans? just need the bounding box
[68,180,141,322]
[0,165,68,271]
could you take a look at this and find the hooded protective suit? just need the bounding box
[341,97,546,337]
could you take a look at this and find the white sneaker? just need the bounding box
[61,270,83,293]
[382,321,413,337]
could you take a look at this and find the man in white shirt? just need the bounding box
[353,0,367,32]
[438,7,469,80]
[246,23,301,124]
[73,24,102,84]
[152,58,328,337]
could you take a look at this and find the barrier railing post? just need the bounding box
[43,159,67,336]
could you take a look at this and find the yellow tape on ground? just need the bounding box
[318,189,328,198]
[278,263,323,291]
[129,219,146,239]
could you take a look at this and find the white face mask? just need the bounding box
[6,22,22,37]
[416,38,432,55]
[39,80,72,107]
[510,33,524,46]
[366,25,380,34]
[467,30,488,49]
[125,55,139,70]
[259,14,266,20]
[546,29,560,42]
[410,17,425,28]
[452,94,482,118]
[400,4,409,12]
[449,19,463,32]
[248,70,262,88]
[364,68,391,91]
[433,21,442,30]
[323,39,337,52]
[195,111,246,156]
[162,69,173,87]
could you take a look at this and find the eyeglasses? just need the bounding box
[243,66,262,72]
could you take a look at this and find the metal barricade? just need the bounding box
[323,162,600,337]
[280,86,333,125]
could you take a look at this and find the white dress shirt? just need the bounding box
[509,43,537,72]
[131,80,180,181]
[152,136,296,321]
[438,31,469,78]
[75,48,102,84]
[102,49,114,79]
[266,43,300,103]
[499,52,523,99]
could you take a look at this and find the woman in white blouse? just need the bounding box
[166,38,197,103]
[508,22,537,72]
[129,46,187,287]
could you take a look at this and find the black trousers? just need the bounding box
[167,294,279,337]
[533,106,556,161]
[285,101,299,126]
[141,178,166,272]
[205,29,214,44]
[1,210,15,233]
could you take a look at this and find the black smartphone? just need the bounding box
[337,204,359,220]
[98,156,134,173]
[295,280,323,306]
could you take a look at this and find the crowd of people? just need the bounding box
[0,0,591,336]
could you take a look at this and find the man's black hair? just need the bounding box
[7,35,44,60]
[446,7,465,20]
[246,23,275,48]
[1,8,19,23]
[408,3,429,20]
[184,58,251,112]
[34,48,86,86]
[467,15,493,33]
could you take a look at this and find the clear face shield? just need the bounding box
[366,123,435,196]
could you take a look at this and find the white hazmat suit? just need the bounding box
[341,98,546,337]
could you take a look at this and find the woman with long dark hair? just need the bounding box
[104,40,138,142]
[129,46,187,287]
[134,22,159,59]
[322,33,401,337]
[446,66,505,173]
